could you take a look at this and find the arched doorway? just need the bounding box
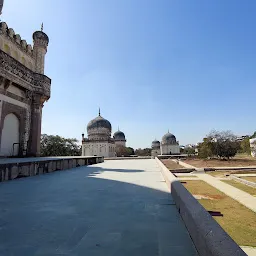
[0,113,20,156]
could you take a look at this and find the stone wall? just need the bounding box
[0,156,104,182]
[155,157,246,256]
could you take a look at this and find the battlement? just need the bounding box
[0,22,33,57]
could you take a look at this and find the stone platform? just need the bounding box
[0,156,104,182]
[0,159,198,256]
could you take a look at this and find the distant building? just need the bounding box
[81,110,127,158]
[0,2,51,157]
[236,135,249,142]
[151,139,161,157]
[113,128,126,147]
[151,131,180,156]
[160,131,180,155]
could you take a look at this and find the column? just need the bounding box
[28,94,43,157]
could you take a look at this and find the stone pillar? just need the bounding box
[28,94,43,156]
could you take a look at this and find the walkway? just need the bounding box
[196,173,256,212]
[0,159,198,256]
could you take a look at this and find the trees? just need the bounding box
[115,145,135,157]
[134,148,151,156]
[40,134,81,157]
[198,130,240,160]
[239,138,251,155]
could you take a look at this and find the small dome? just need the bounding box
[152,140,160,149]
[33,31,49,44]
[162,132,177,145]
[113,130,126,141]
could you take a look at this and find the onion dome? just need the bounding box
[113,128,126,141]
[162,131,177,145]
[152,140,160,149]
[87,109,112,139]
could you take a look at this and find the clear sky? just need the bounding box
[2,0,256,148]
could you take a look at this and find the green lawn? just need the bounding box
[182,180,256,246]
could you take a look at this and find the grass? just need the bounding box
[223,180,256,196]
[241,177,256,183]
[207,171,231,177]
[161,159,183,170]
[182,180,256,246]
[184,158,256,168]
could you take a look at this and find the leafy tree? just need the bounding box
[134,148,151,156]
[239,138,251,155]
[115,145,135,157]
[198,138,214,159]
[198,130,240,159]
[40,134,81,156]
[250,131,256,139]
[184,147,195,156]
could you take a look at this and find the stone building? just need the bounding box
[113,128,126,147]
[0,3,51,157]
[82,110,116,157]
[151,139,161,157]
[160,131,180,155]
[82,111,128,157]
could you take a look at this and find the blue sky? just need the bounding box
[2,0,256,148]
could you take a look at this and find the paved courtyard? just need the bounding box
[0,159,198,256]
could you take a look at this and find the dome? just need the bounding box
[113,130,126,141]
[162,132,177,145]
[87,111,112,139]
[152,140,160,149]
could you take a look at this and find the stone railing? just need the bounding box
[155,157,246,256]
[0,49,51,98]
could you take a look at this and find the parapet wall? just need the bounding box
[155,157,246,256]
[0,156,104,182]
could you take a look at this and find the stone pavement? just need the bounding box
[0,159,198,256]
[195,173,256,212]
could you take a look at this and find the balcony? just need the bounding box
[0,49,51,99]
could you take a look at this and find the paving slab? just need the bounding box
[0,159,198,256]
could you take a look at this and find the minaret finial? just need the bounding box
[168,129,169,133]
[41,22,44,32]
[98,107,101,116]
[118,126,119,131]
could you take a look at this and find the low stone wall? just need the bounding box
[156,157,246,256]
[0,156,104,182]
[230,175,256,188]
[104,156,152,160]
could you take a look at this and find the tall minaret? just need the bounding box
[32,24,49,74]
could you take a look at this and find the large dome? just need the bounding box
[152,140,160,149]
[162,132,177,145]
[87,111,112,139]
[113,130,126,141]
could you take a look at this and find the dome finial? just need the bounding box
[118,126,120,131]
[168,129,169,133]
[98,107,101,116]
[41,22,44,32]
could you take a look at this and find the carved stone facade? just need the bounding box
[0,11,51,157]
